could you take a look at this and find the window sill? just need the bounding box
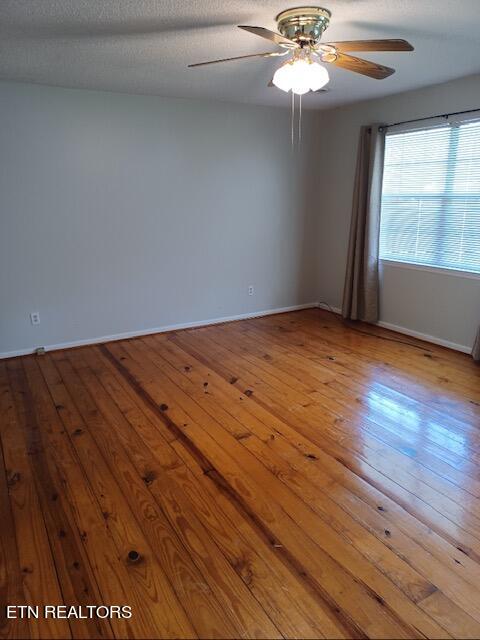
[379,259,480,281]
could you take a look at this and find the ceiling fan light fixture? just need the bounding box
[271,60,294,92]
[308,61,330,91]
[272,58,329,95]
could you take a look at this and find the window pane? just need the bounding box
[380,121,480,274]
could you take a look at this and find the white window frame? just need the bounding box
[379,258,480,281]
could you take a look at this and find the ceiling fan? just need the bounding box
[188,6,414,95]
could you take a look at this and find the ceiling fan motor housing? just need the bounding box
[276,6,331,46]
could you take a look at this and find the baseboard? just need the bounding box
[0,302,318,359]
[317,302,342,314]
[1,301,472,359]
[317,301,472,355]
[376,320,472,354]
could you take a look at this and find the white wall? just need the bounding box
[2,75,479,356]
[0,82,317,356]
[312,73,480,352]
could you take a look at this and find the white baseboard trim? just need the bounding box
[317,302,342,314]
[317,301,472,355]
[0,302,318,360]
[1,301,472,359]
[376,320,472,355]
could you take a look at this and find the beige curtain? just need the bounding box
[473,327,480,361]
[342,124,386,323]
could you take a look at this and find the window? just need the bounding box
[379,119,480,275]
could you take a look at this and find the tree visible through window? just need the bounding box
[379,120,480,274]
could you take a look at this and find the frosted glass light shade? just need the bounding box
[272,59,329,95]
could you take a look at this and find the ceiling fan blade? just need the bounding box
[329,52,395,79]
[238,25,299,48]
[188,51,287,68]
[323,39,414,52]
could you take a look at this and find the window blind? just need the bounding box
[379,119,480,275]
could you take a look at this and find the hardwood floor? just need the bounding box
[1,308,480,639]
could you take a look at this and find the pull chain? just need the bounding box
[299,94,302,144]
[291,90,295,147]
[290,92,303,148]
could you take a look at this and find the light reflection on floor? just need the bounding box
[364,386,470,458]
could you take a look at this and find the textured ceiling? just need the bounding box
[1,0,480,109]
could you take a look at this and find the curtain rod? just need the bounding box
[384,106,480,129]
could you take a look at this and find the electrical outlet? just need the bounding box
[30,312,40,325]
[248,285,254,296]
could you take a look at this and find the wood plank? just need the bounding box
[172,327,480,559]
[38,354,196,639]
[23,356,165,639]
[88,346,347,639]
[82,347,182,470]
[167,453,335,639]
[277,309,480,417]
[103,341,372,638]
[139,333,480,637]
[83,345,332,638]
[167,330,480,592]
[0,419,29,640]
[9,359,113,640]
[205,320,480,456]
[419,591,480,639]
[1,361,72,640]
[248,310,480,421]
[207,322,480,521]
[2,309,480,639]
[66,346,279,639]
[237,319,480,450]
[105,338,448,639]
[234,327,480,493]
